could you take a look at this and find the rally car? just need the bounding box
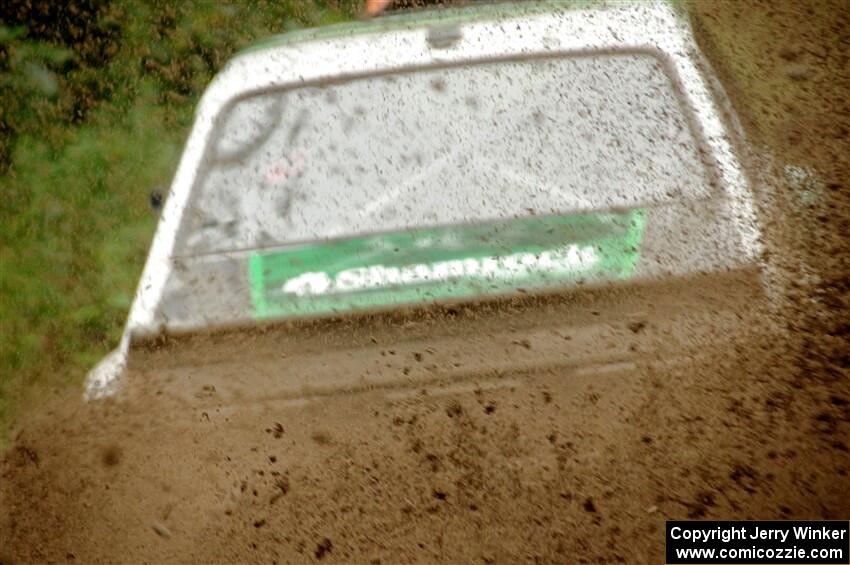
[86,1,770,403]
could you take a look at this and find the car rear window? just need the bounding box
[175,53,712,255]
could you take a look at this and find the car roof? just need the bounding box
[238,1,615,56]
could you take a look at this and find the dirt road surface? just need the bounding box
[2,2,848,563]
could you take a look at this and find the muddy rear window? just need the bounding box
[176,53,711,256]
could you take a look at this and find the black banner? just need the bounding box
[666,521,849,564]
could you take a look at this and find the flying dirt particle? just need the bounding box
[14,445,39,466]
[268,422,284,439]
[680,491,717,519]
[411,439,423,454]
[269,455,277,463]
[627,320,647,333]
[101,445,123,467]
[413,352,423,362]
[542,390,553,404]
[270,476,290,504]
[777,45,800,61]
[583,498,597,513]
[253,518,267,528]
[512,338,532,349]
[315,538,333,560]
[445,401,464,418]
[697,491,716,507]
[830,440,848,452]
[151,522,172,539]
[814,412,838,435]
[828,395,847,406]
[424,453,441,473]
[311,431,331,445]
[433,489,448,501]
[484,403,496,414]
[149,188,163,211]
[730,463,759,493]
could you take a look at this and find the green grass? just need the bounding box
[0,1,355,442]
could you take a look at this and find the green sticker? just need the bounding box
[249,209,645,319]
